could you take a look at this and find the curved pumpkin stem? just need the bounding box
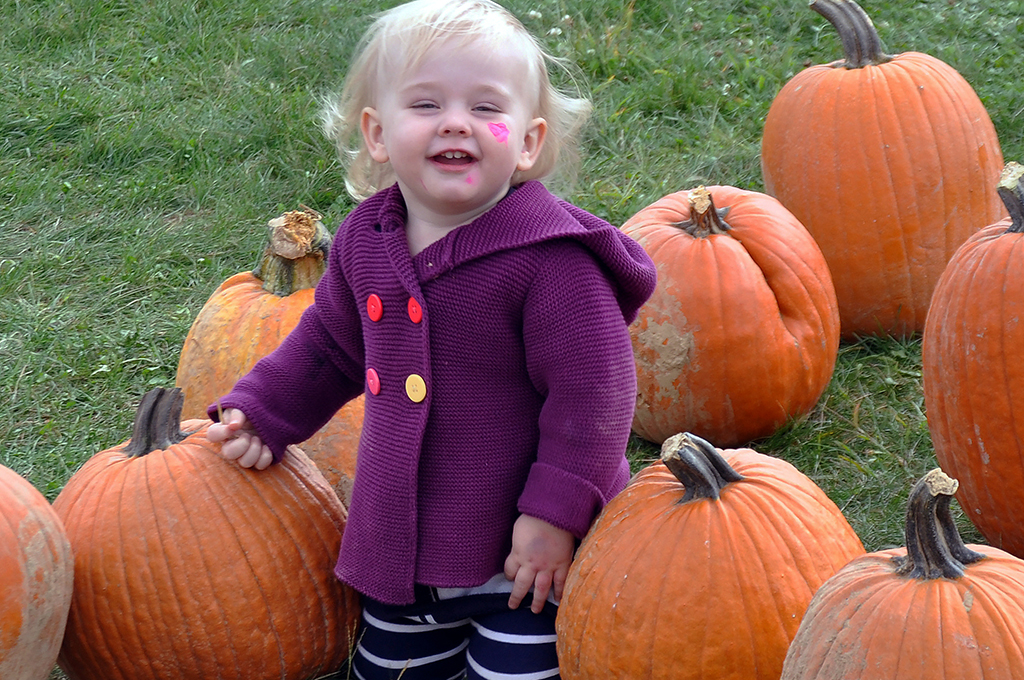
[253,207,333,296]
[811,0,892,68]
[998,162,1024,234]
[676,186,732,238]
[893,468,985,579]
[124,387,189,457]
[661,432,744,503]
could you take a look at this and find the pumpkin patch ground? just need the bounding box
[2,0,1021,678]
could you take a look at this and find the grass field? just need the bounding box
[2,0,1022,676]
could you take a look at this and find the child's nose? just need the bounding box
[439,113,471,137]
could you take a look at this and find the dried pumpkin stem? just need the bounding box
[893,468,985,579]
[253,208,333,296]
[676,186,732,238]
[124,387,187,458]
[811,0,892,68]
[998,162,1024,234]
[661,432,744,503]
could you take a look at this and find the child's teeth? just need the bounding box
[443,151,467,159]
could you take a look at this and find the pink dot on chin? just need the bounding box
[466,175,474,184]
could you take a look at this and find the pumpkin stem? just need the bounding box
[893,468,985,579]
[810,0,892,68]
[661,432,744,503]
[998,162,1024,234]
[675,186,732,238]
[124,387,188,458]
[252,207,333,296]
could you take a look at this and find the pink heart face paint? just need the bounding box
[488,122,509,144]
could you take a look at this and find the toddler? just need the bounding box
[207,1,656,677]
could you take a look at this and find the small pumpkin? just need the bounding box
[623,185,839,446]
[175,207,362,506]
[53,387,359,680]
[556,432,865,680]
[760,0,1005,339]
[780,468,1024,679]
[922,162,1024,558]
[0,464,74,680]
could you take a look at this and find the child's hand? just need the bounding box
[503,514,574,613]
[206,408,274,470]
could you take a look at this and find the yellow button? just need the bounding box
[405,374,427,403]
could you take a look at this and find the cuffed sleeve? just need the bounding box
[519,241,638,535]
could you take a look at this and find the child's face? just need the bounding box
[360,37,547,225]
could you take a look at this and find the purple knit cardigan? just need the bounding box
[212,181,657,604]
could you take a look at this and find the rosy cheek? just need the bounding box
[488,122,509,144]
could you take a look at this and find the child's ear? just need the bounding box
[516,117,548,172]
[360,107,390,163]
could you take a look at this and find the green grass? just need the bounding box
[1,0,1021,676]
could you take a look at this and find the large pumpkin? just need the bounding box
[52,387,360,680]
[922,162,1024,558]
[623,185,839,446]
[0,464,73,680]
[175,208,363,506]
[556,432,865,679]
[781,468,1024,679]
[760,0,1005,339]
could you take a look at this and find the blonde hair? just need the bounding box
[321,0,591,201]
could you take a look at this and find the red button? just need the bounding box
[408,297,423,323]
[367,294,383,321]
[366,368,380,395]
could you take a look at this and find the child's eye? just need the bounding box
[474,105,500,113]
[411,102,438,109]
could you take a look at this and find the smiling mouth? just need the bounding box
[433,150,475,166]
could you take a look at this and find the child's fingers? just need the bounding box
[531,571,553,614]
[207,422,233,443]
[223,408,246,430]
[507,565,536,610]
[219,435,249,461]
[237,436,270,469]
[252,447,274,471]
[551,566,568,604]
[207,423,224,442]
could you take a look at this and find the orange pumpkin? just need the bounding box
[623,185,839,446]
[53,388,359,680]
[0,464,73,680]
[175,208,362,506]
[780,468,1024,679]
[556,432,865,680]
[922,162,1024,558]
[760,0,1005,339]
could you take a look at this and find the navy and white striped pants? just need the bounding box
[351,578,560,679]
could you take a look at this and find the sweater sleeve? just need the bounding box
[209,226,367,462]
[519,241,636,538]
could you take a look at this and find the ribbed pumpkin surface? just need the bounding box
[781,469,1024,679]
[922,163,1024,558]
[623,185,839,446]
[556,435,864,679]
[52,398,359,680]
[177,271,315,405]
[761,0,1005,339]
[0,464,73,680]
[782,545,1024,678]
